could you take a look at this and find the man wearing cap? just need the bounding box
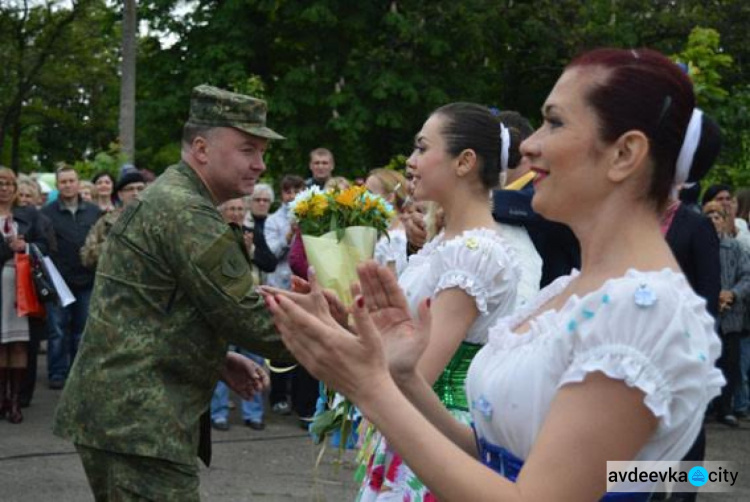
[80,169,147,268]
[53,85,288,501]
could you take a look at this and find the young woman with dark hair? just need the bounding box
[266,102,524,500]
[266,49,724,501]
[90,172,115,213]
[353,102,523,501]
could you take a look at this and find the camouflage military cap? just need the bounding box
[189,85,285,140]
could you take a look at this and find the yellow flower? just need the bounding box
[335,187,360,208]
[465,237,480,250]
[309,194,329,217]
[294,200,310,217]
[363,197,379,211]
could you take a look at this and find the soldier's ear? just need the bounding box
[192,136,210,164]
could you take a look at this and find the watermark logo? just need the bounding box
[607,461,737,493]
[688,466,708,487]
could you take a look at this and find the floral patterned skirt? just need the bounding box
[355,409,471,502]
[355,343,480,501]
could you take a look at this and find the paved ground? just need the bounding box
[0,360,359,501]
[1,359,749,501]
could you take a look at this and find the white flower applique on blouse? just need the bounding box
[398,227,521,342]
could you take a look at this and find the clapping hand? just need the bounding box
[264,261,432,401]
[355,261,431,382]
[242,230,254,254]
[400,208,428,249]
[258,268,347,328]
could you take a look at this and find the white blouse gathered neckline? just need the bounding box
[467,268,724,492]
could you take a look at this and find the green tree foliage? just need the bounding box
[132,0,750,182]
[0,0,121,173]
[3,0,750,188]
[72,141,129,181]
[673,27,732,106]
[672,27,750,188]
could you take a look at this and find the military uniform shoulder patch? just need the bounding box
[222,246,249,279]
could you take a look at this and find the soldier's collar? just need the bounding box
[181,161,220,205]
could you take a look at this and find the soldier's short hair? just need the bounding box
[182,122,215,146]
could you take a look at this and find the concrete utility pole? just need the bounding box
[119,0,137,161]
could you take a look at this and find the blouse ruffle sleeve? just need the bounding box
[429,230,519,316]
[557,271,724,430]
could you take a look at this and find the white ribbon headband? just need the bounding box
[674,108,703,188]
[499,123,510,172]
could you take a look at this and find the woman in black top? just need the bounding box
[0,167,52,423]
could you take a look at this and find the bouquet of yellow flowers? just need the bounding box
[290,185,394,305]
[290,185,395,447]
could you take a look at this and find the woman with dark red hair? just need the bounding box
[266,48,725,501]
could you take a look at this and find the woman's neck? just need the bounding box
[440,187,494,239]
[570,198,679,283]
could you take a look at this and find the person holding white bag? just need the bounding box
[0,166,52,423]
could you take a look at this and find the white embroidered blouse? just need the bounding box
[467,269,724,491]
[398,227,520,344]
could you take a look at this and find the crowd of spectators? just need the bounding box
[1,139,748,450]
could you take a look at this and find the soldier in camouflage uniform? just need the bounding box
[53,85,287,501]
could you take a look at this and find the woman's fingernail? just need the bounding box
[426,298,431,308]
[356,296,365,309]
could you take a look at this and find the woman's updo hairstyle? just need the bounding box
[432,102,519,190]
[566,48,699,208]
[688,115,721,183]
[496,110,534,169]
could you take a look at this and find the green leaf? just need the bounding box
[310,409,339,437]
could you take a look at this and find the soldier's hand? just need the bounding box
[220,352,270,400]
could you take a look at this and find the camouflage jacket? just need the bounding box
[53,161,287,465]
[79,207,123,269]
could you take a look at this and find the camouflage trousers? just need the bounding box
[76,444,200,502]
